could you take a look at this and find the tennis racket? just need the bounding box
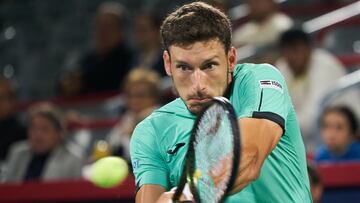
[173,96,241,203]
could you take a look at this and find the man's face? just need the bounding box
[126,82,158,114]
[28,115,61,155]
[281,42,311,76]
[134,15,159,49]
[321,111,352,153]
[95,13,122,54]
[163,39,237,114]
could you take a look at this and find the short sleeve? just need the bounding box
[130,119,170,191]
[232,64,289,132]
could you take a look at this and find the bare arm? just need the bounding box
[136,184,166,203]
[229,117,283,194]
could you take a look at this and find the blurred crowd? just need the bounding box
[0,0,359,202]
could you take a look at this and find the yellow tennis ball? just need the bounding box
[194,169,202,179]
[90,156,129,188]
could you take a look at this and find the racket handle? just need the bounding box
[182,183,192,200]
[172,184,193,203]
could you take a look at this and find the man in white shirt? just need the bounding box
[275,28,359,153]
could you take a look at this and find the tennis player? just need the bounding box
[130,2,311,202]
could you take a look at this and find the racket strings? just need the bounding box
[192,104,235,203]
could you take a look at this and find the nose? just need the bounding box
[191,69,206,92]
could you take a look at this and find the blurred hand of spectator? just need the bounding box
[4,103,84,182]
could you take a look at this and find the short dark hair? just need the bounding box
[322,105,359,135]
[160,2,232,53]
[279,28,311,47]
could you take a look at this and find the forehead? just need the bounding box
[168,39,226,62]
[30,115,53,125]
[127,81,150,91]
[323,111,348,124]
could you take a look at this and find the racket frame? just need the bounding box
[173,97,241,203]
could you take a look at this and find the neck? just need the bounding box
[332,140,353,155]
[223,72,234,99]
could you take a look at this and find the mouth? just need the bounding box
[188,98,211,103]
[186,97,212,114]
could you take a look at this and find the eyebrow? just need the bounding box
[200,56,220,66]
[174,56,220,66]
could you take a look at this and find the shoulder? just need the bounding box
[8,141,30,156]
[140,98,193,125]
[312,49,344,69]
[348,142,360,155]
[56,143,84,162]
[271,12,293,26]
[313,49,337,60]
[131,98,194,150]
[235,63,283,75]
[135,98,192,126]
[352,141,360,148]
[315,146,332,162]
[234,63,286,85]
[131,99,184,142]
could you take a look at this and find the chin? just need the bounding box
[188,104,207,115]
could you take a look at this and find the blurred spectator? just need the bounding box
[316,106,360,162]
[0,77,26,162]
[57,70,83,98]
[276,28,347,152]
[307,163,323,203]
[58,1,134,96]
[232,0,293,48]
[106,68,161,160]
[4,103,84,182]
[132,12,166,76]
[205,0,228,13]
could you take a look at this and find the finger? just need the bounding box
[156,190,175,203]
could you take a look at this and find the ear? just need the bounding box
[163,51,172,76]
[227,46,237,73]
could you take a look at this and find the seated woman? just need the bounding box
[316,106,360,163]
[5,103,84,182]
[106,68,161,160]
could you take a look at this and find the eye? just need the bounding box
[176,64,191,71]
[202,62,218,70]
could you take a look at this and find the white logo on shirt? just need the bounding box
[259,80,283,93]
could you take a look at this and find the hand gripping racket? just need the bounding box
[173,97,241,203]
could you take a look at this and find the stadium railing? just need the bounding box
[319,162,360,203]
[0,163,359,202]
[0,176,135,203]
